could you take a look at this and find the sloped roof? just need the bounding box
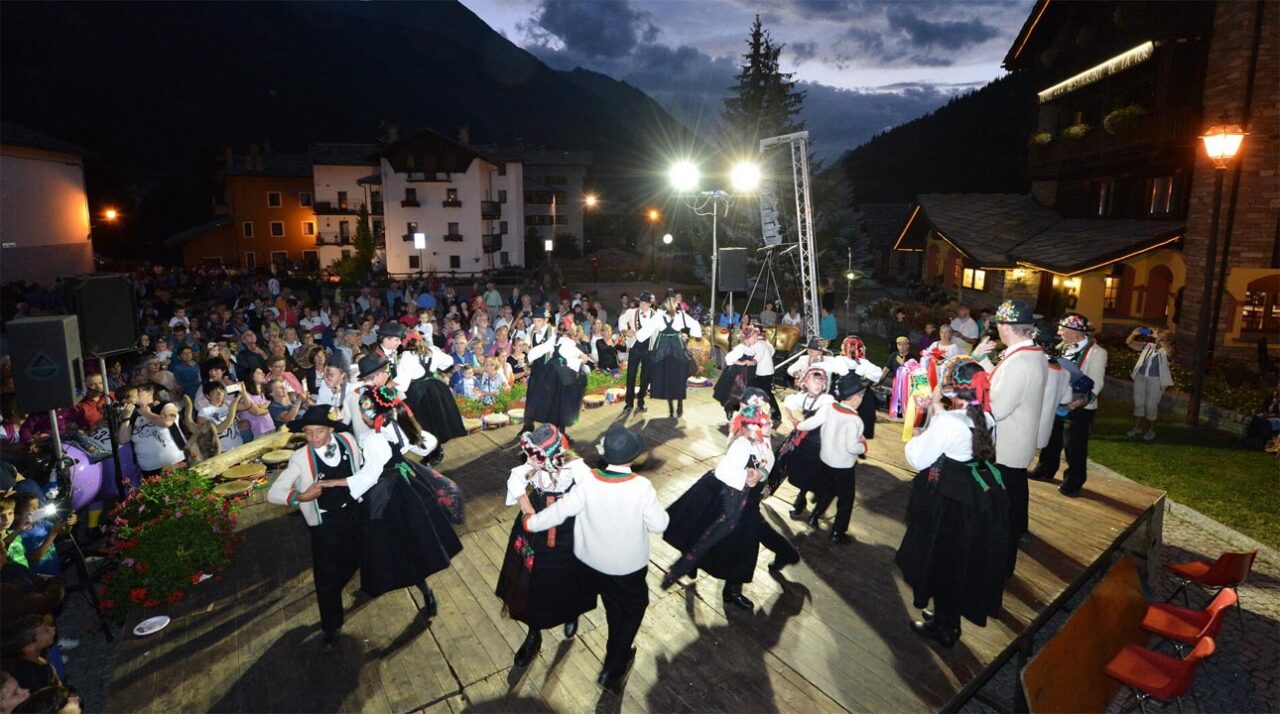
[222,153,312,177]
[916,194,1060,267]
[1012,218,1183,275]
[309,143,378,166]
[856,203,913,250]
[0,122,89,157]
[373,127,499,173]
[165,217,232,247]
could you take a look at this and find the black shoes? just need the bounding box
[564,618,578,638]
[637,403,647,412]
[322,631,336,652]
[621,404,633,413]
[805,513,821,529]
[910,617,959,649]
[722,584,754,611]
[829,532,852,545]
[598,647,636,695]
[418,583,438,618]
[768,551,800,573]
[513,630,542,668]
[1058,485,1082,498]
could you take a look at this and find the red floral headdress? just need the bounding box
[842,337,866,360]
[358,384,414,432]
[729,390,772,443]
[940,355,990,411]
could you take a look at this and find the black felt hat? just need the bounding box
[993,299,1036,325]
[356,352,391,379]
[378,321,406,338]
[834,372,869,401]
[599,424,645,465]
[287,405,350,432]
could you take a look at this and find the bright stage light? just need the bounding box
[668,160,700,192]
[729,161,761,193]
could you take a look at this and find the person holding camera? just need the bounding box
[1125,327,1173,441]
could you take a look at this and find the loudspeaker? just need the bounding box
[718,247,748,293]
[65,274,140,357]
[7,316,84,413]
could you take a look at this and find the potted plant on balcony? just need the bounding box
[1103,104,1149,135]
[1062,123,1091,141]
[1029,131,1054,146]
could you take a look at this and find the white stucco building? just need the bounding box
[0,123,95,284]
[377,129,524,275]
[309,143,384,269]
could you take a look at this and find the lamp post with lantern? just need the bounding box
[1187,118,1247,427]
[662,233,673,282]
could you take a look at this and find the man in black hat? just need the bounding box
[267,406,365,650]
[315,350,353,425]
[972,299,1046,569]
[374,321,424,398]
[1030,313,1108,497]
[524,424,668,694]
[346,353,391,441]
[521,307,557,435]
[618,292,656,412]
[786,338,835,381]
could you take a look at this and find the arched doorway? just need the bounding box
[1144,265,1174,322]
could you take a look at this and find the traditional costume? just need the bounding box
[785,340,839,382]
[713,327,780,421]
[662,389,797,608]
[833,337,885,439]
[795,373,868,543]
[773,367,835,520]
[403,332,468,446]
[896,356,1009,649]
[1031,313,1107,497]
[639,305,702,417]
[266,407,365,648]
[524,425,667,695]
[619,293,657,411]
[343,385,464,602]
[496,425,597,668]
[525,316,590,433]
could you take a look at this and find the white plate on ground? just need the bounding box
[133,615,170,637]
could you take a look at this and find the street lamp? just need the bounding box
[103,208,119,221]
[584,193,598,209]
[1187,119,1247,427]
[647,208,661,275]
[668,159,760,331]
[663,233,673,282]
[413,232,426,277]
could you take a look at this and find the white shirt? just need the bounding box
[783,391,834,419]
[724,340,775,376]
[131,419,185,471]
[781,312,803,326]
[1062,339,1108,411]
[198,403,243,451]
[636,310,702,343]
[833,356,885,383]
[905,409,996,470]
[529,333,587,369]
[796,402,866,468]
[619,308,655,348]
[266,434,364,526]
[787,353,838,379]
[950,317,979,351]
[168,315,190,329]
[345,422,438,500]
[505,458,587,505]
[525,464,669,575]
[714,437,775,490]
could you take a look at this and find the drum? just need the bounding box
[507,408,525,424]
[222,462,267,482]
[582,394,605,409]
[214,481,251,498]
[63,444,104,511]
[463,417,483,434]
[687,376,713,388]
[261,449,294,467]
[482,413,511,430]
[605,388,626,404]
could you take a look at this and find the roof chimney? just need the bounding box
[458,126,470,146]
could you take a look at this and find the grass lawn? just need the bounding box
[855,334,1279,549]
[1088,398,1279,549]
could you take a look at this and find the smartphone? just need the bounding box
[225,383,242,394]
[1137,327,1153,337]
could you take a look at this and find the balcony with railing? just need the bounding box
[316,232,353,246]
[482,234,502,253]
[313,199,367,215]
[442,198,463,208]
[481,200,501,218]
[443,232,464,242]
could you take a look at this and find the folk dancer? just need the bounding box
[1030,313,1107,497]
[785,339,839,382]
[320,384,464,612]
[972,299,1046,574]
[775,367,835,521]
[896,356,1009,649]
[525,315,592,439]
[314,351,356,427]
[267,406,365,650]
[661,389,799,609]
[639,295,703,418]
[795,373,869,543]
[495,425,596,668]
[523,425,668,695]
[832,336,885,439]
[403,329,468,446]
[619,292,656,412]
[372,321,426,399]
[713,327,780,422]
[519,308,554,435]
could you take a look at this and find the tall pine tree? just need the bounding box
[721,15,805,154]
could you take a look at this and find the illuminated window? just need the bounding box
[961,268,987,291]
[1242,290,1280,334]
[1149,177,1174,215]
[1104,276,1118,309]
[298,192,313,207]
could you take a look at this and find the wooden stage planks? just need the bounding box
[107,386,1164,713]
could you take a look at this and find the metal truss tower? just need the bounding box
[759,131,820,341]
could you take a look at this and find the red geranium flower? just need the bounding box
[167,591,185,603]
[130,588,148,603]
[143,598,159,608]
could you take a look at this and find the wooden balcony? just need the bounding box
[443,233,464,242]
[481,200,501,218]
[1029,105,1200,175]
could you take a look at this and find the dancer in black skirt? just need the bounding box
[772,367,834,520]
[641,295,702,418]
[661,388,798,609]
[496,424,597,667]
[321,385,464,609]
[521,308,555,435]
[403,330,467,448]
[713,327,780,422]
[526,316,592,436]
[895,356,1008,649]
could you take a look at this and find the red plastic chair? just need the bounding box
[1104,637,1215,714]
[1142,589,1237,655]
[1164,550,1256,632]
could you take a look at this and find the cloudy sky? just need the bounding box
[463,0,1035,160]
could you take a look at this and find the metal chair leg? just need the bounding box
[1136,692,1149,714]
[1166,579,1188,605]
[1176,695,1185,714]
[1235,588,1246,635]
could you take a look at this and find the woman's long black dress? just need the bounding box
[712,363,753,411]
[894,456,1010,626]
[525,336,586,429]
[646,316,691,401]
[405,355,467,443]
[664,472,765,584]
[495,486,596,628]
[772,395,827,494]
[360,432,464,597]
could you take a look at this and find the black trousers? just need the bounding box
[812,464,856,534]
[625,342,650,407]
[999,464,1028,576]
[309,505,363,636]
[1033,409,1095,491]
[593,566,649,674]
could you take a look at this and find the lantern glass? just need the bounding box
[1200,124,1246,168]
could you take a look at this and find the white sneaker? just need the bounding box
[1126,427,1142,437]
[1143,431,1157,441]
[58,638,81,651]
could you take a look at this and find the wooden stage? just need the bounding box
[106,388,1165,713]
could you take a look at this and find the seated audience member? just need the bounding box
[10,494,71,578]
[266,379,304,428]
[1,615,60,694]
[170,346,202,399]
[1,669,31,714]
[73,374,108,430]
[196,382,244,452]
[14,684,80,714]
[453,366,478,399]
[476,359,505,406]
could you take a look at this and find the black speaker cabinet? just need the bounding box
[65,273,140,357]
[718,247,748,293]
[7,316,84,413]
